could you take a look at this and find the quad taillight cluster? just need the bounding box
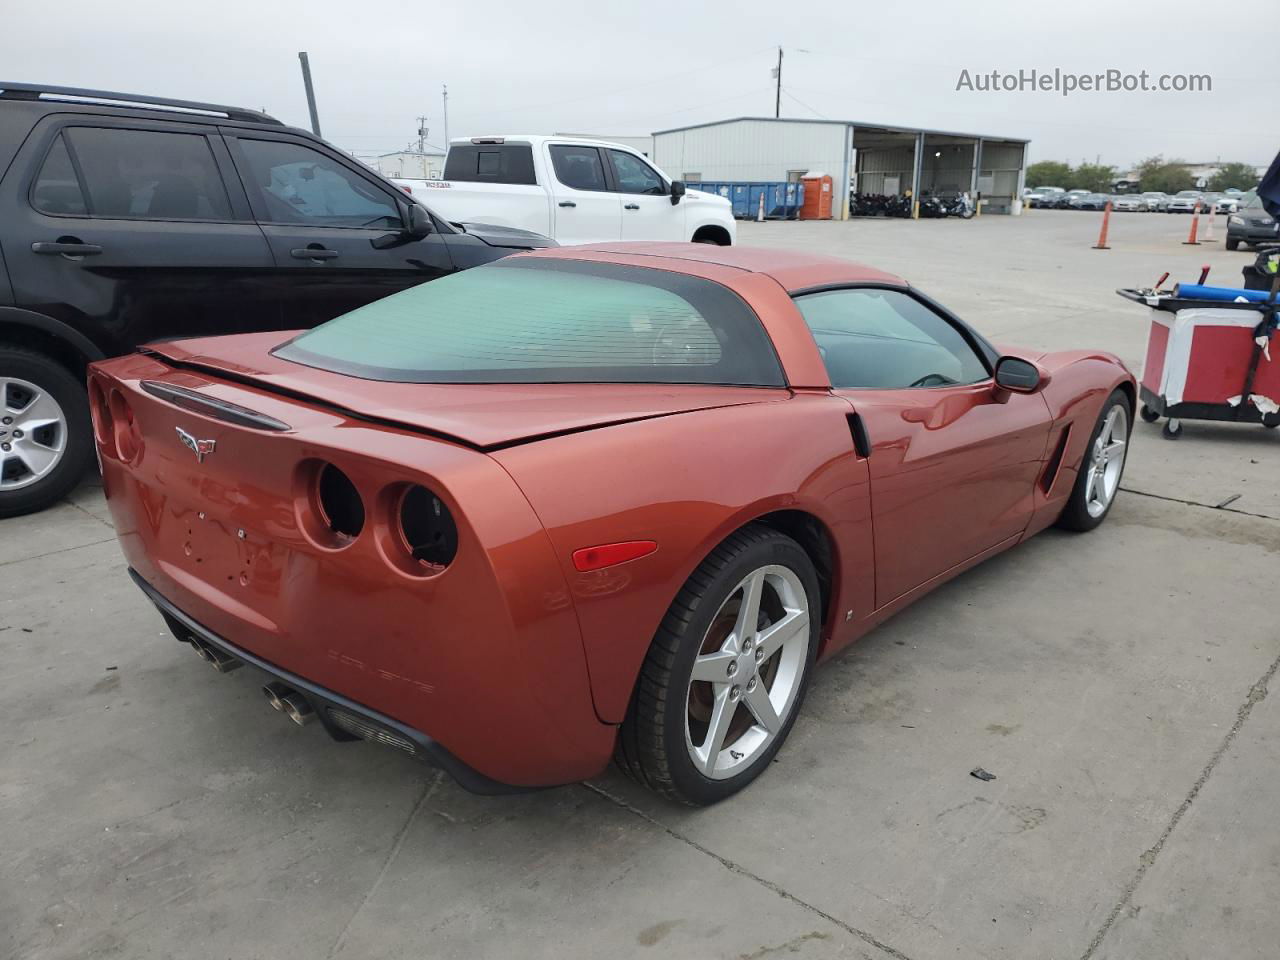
[295,459,458,577]
[89,377,142,463]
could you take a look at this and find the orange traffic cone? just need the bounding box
[1093,201,1112,250]
[1183,202,1202,245]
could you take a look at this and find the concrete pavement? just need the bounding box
[2,210,1277,959]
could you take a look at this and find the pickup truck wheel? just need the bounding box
[691,226,732,246]
[0,348,94,518]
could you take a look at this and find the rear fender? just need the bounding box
[493,393,872,724]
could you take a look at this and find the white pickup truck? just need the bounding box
[393,136,735,247]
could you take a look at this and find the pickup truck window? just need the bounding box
[237,139,401,228]
[276,258,786,386]
[608,149,665,195]
[550,145,608,192]
[443,144,536,185]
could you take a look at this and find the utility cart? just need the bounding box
[1117,256,1280,439]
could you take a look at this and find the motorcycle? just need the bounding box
[944,193,976,219]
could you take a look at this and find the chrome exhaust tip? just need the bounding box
[197,641,243,673]
[262,682,290,712]
[280,692,315,726]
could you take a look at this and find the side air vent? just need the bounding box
[1041,425,1072,493]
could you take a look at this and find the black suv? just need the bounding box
[0,82,553,517]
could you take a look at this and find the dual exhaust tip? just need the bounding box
[187,638,314,727]
[262,681,315,726]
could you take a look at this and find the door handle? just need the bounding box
[558,201,576,208]
[624,203,640,210]
[290,247,339,261]
[32,240,103,257]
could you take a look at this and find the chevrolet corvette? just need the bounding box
[90,243,1135,805]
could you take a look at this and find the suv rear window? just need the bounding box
[65,127,232,220]
[275,259,785,386]
[443,144,536,185]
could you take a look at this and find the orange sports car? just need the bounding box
[90,243,1135,804]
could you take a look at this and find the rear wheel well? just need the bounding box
[692,225,732,246]
[0,322,92,381]
[753,510,835,633]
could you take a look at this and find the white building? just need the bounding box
[651,117,1029,217]
[373,151,445,180]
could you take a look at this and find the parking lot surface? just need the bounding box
[3,210,1277,960]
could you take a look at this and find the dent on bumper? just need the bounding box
[129,569,538,796]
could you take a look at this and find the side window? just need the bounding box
[237,139,401,227]
[607,149,665,195]
[549,145,607,192]
[31,135,88,215]
[64,127,232,220]
[442,144,536,185]
[795,289,989,389]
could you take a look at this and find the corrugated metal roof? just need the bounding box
[652,116,1028,144]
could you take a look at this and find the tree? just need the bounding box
[1069,163,1118,193]
[1208,162,1259,192]
[1134,155,1196,194]
[1026,161,1072,188]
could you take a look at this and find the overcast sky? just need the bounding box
[3,0,1273,172]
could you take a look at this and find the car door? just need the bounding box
[794,286,1052,607]
[0,116,276,355]
[546,144,621,245]
[605,148,681,241]
[225,132,456,327]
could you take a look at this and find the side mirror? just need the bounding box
[994,356,1045,394]
[406,203,433,239]
[670,180,686,206]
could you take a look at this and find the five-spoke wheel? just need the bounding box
[617,524,819,805]
[1058,389,1132,531]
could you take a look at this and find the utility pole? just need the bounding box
[442,84,449,147]
[416,116,429,154]
[773,47,783,118]
[297,52,321,137]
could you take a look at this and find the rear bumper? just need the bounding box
[130,568,533,795]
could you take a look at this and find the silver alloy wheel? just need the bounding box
[1085,404,1128,518]
[0,376,68,492]
[684,564,811,780]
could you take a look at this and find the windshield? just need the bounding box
[275,258,786,386]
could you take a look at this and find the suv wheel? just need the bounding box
[0,348,94,518]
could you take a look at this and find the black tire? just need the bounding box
[1140,404,1160,423]
[0,347,94,518]
[1162,419,1183,440]
[1226,238,1240,251]
[1057,389,1132,532]
[616,524,820,805]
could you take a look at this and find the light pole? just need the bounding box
[297,52,321,137]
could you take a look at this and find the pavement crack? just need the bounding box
[1119,485,1279,522]
[0,536,117,568]
[1079,647,1280,960]
[582,781,919,960]
[324,772,443,959]
[63,495,116,530]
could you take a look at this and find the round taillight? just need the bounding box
[88,379,114,451]
[317,463,364,538]
[108,390,139,462]
[375,483,457,577]
[294,460,364,550]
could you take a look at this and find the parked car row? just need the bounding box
[0,82,559,516]
[1025,186,1244,213]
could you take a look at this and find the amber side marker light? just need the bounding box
[572,540,658,572]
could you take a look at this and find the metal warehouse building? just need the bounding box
[651,117,1029,219]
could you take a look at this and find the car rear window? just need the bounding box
[443,144,536,185]
[274,258,785,386]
